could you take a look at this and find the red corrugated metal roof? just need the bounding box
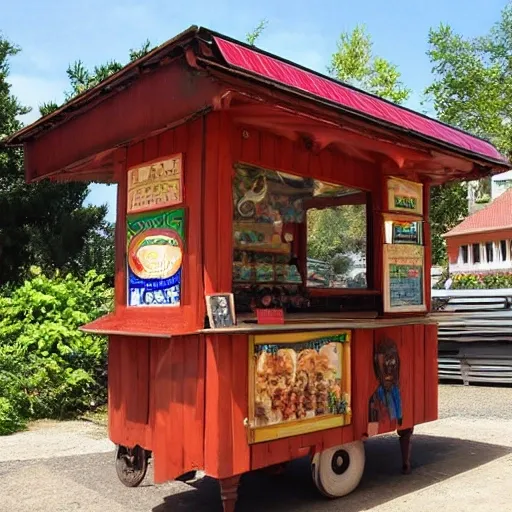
[213,36,506,164]
[444,189,512,237]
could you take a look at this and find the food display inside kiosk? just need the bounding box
[232,164,370,315]
[248,330,352,443]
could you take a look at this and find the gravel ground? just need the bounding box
[2,384,512,512]
[438,383,512,419]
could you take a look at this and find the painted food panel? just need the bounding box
[127,209,185,307]
[252,332,351,430]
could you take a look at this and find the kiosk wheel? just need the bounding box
[311,441,365,498]
[115,445,150,487]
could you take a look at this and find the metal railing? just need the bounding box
[431,289,512,385]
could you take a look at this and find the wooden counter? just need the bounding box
[200,315,437,334]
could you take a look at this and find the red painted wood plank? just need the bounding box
[183,119,206,324]
[318,147,334,181]
[251,442,270,470]
[158,128,175,156]
[277,136,294,172]
[204,335,250,479]
[240,127,260,164]
[292,140,309,177]
[352,329,374,440]
[260,131,277,168]
[168,337,186,477]
[203,113,221,295]
[399,326,414,430]
[217,113,235,293]
[108,336,151,449]
[143,134,159,162]
[108,336,123,443]
[151,336,206,483]
[230,334,250,474]
[424,324,439,422]
[182,335,206,470]
[413,324,426,425]
[341,423,355,445]
[25,65,221,180]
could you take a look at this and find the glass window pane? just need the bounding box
[460,245,468,263]
[472,244,480,263]
[486,242,493,262]
[232,164,368,292]
[500,240,507,261]
[307,205,367,288]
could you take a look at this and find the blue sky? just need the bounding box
[3,0,509,221]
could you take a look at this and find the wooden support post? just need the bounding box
[219,475,241,512]
[398,427,414,474]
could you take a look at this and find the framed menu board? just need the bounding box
[383,244,426,313]
[391,220,422,245]
[127,154,183,214]
[387,177,423,215]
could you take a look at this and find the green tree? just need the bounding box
[429,183,468,265]
[33,40,155,283]
[0,35,109,285]
[329,25,411,105]
[246,19,268,46]
[426,15,512,157]
[425,6,512,263]
[0,268,113,434]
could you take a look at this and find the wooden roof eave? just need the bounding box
[6,26,201,145]
[195,55,510,182]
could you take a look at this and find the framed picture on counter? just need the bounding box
[206,293,236,328]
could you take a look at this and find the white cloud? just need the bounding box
[8,74,67,124]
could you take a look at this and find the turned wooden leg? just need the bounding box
[219,475,241,512]
[398,427,414,475]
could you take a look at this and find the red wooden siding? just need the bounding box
[108,335,206,483]
[203,112,234,295]
[413,323,426,425]
[424,324,439,422]
[108,336,152,449]
[108,323,437,480]
[24,63,221,181]
[249,324,437,470]
[204,334,250,479]
[152,335,206,483]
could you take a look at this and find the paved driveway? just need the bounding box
[2,385,512,512]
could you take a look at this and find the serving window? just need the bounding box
[232,164,373,314]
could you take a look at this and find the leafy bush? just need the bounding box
[438,272,512,290]
[0,267,113,434]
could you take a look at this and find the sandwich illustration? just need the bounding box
[128,228,183,280]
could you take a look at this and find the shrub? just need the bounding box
[438,272,512,290]
[0,267,113,434]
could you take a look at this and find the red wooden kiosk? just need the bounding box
[8,27,510,511]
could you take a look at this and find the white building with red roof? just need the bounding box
[444,186,512,273]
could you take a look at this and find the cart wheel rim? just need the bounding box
[115,445,148,488]
[312,441,365,498]
[330,449,350,475]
